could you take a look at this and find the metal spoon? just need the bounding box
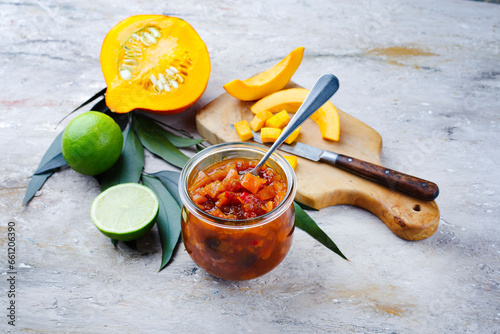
[246,73,340,176]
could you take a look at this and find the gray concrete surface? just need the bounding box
[1,0,499,333]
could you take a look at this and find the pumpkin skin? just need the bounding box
[100,15,211,114]
[223,47,304,101]
[250,88,340,141]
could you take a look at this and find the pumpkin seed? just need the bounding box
[148,27,161,38]
[156,81,164,92]
[165,68,175,76]
[124,51,142,59]
[158,73,167,85]
[121,26,190,93]
[119,67,133,80]
[150,74,158,85]
[142,32,157,45]
[140,35,151,46]
[123,59,139,66]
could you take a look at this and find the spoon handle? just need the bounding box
[254,73,340,172]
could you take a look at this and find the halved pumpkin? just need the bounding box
[250,88,340,141]
[223,47,304,101]
[101,15,211,114]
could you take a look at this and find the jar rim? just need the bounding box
[179,142,297,229]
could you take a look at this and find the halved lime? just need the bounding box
[90,183,159,241]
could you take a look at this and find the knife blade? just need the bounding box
[233,125,439,201]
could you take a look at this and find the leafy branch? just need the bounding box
[24,89,347,271]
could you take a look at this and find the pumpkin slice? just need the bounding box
[223,47,304,101]
[101,15,211,114]
[283,156,298,170]
[251,88,340,141]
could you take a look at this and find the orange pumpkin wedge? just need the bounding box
[223,47,304,101]
[101,15,211,114]
[251,88,340,141]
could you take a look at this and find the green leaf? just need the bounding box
[142,175,182,271]
[105,110,129,132]
[133,115,189,169]
[24,130,68,205]
[293,202,348,260]
[23,172,54,205]
[89,98,129,131]
[295,201,319,211]
[34,152,67,175]
[134,113,205,148]
[56,88,106,127]
[76,87,107,112]
[196,143,207,152]
[149,171,182,206]
[107,111,130,132]
[100,121,144,191]
[90,98,109,113]
[35,130,65,171]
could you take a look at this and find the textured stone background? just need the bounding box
[1,0,499,333]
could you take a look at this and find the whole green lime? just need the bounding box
[62,111,123,176]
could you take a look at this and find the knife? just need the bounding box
[234,126,439,201]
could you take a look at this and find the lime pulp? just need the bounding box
[90,183,159,241]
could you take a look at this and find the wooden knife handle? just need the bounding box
[327,153,439,201]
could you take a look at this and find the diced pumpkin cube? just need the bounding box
[216,191,234,207]
[221,177,240,192]
[204,180,222,198]
[221,169,240,192]
[270,172,282,183]
[209,168,227,181]
[197,187,208,197]
[256,185,277,201]
[236,192,258,205]
[189,171,212,191]
[284,126,301,144]
[209,162,237,181]
[234,120,253,141]
[192,192,208,204]
[208,207,227,219]
[225,168,239,180]
[265,110,290,129]
[262,201,274,213]
[274,191,286,205]
[260,127,281,143]
[284,155,298,169]
[250,110,273,132]
[272,181,286,192]
[240,172,267,194]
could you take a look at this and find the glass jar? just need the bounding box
[179,142,297,281]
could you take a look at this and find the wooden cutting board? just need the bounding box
[195,87,440,241]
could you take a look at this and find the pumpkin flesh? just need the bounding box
[101,15,210,114]
[223,47,304,101]
[250,88,340,141]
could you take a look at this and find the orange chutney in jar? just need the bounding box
[188,158,287,220]
[180,144,296,281]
